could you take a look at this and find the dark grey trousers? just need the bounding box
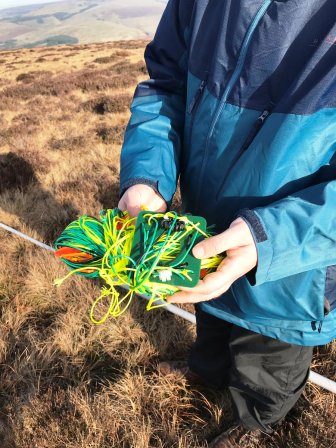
[188,306,313,433]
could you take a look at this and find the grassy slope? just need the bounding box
[0,42,335,448]
[0,0,166,48]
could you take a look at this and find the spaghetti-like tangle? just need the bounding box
[54,209,224,324]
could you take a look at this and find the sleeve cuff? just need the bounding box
[119,177,159,199]
[237,208,274,286]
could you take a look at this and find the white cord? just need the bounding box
[1,222,335,393]
[0,223,55,252]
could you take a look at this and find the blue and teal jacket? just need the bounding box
[120,0,336,346]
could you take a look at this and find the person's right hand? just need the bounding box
[118,184,167,217]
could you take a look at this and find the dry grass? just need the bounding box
[0,41,335,448]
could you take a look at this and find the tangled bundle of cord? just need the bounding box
[54,209,223,324]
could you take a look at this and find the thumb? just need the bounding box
[192,226,242,259]
[118,196,127,212]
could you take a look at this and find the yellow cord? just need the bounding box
[54,209,224,324]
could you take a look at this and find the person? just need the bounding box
[118,1,336,446]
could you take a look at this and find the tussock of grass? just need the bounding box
[93,56,115,64]
[81,94,132,115]
[0,153,37,192]
[95,122,127,145]
[0,41,335,448]
[49,135,86,151]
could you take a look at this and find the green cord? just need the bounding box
[54,208,225,323]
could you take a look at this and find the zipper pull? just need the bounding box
[238,109,271,154]
[188,73,208,114]
[311,320,324,332]
[257,109,270,124]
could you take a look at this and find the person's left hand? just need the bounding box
[167,218,258,304]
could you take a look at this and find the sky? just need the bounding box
[0,0,62,10]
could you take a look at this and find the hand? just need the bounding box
[118,184,167,217]
[167,218,257,304]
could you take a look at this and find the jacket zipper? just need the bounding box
[240,109,270,153]
[195,0,274,208]
[219,109,270,184]
[188,73,208,144]
[189,75,208,115]
[312,297,331,333]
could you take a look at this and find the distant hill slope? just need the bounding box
[0,0,167,49]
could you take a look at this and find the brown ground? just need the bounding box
[0,41,335,448]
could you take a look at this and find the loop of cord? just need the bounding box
[54,209,224,324]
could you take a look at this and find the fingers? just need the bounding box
[167,249,255,304]
[192,218,256,259]
[192,225,244,259]
[118,184,167,217]
[118,196,126,212]
[118,187,146,217]
[118,191,139,216]
[167,262,233,302]
[152,196,168,213]
[127,201,143,218]
[167,283,229,304]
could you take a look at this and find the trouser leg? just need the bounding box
[228,325,313,433]
[188,308,313,432]
[188,306,233,388]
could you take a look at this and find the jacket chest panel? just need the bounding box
[189,0,336,114]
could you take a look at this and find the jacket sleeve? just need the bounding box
[120,0,194,204]
[238,175,336,285]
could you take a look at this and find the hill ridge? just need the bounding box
[0,0,167,49]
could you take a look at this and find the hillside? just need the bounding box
[0,0,167,49]
[0,41,335,447]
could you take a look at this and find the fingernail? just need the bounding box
[193,245,204,258]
